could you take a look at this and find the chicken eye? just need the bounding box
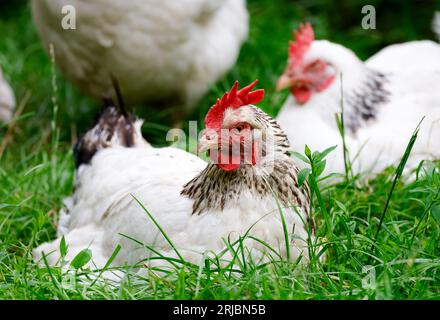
[306,60,324,73]
[235,125,244,132]
[233,123,250,133]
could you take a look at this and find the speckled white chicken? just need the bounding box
[33,82,313,276]
[0,67,15,123]
[31,0,248,114]
[276,23,440,176]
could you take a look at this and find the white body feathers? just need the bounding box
[31,0,248,110]
[433,12,440,41]
[0,68,15,123]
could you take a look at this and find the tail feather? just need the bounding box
[74,98,149,169]
[110,75,128,118]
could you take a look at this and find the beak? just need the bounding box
[276,73,293,92]
[197,132,219,155]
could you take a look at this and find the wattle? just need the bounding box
[292,86,312,104]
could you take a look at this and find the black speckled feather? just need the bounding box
[73,77,140,168]
[345,70,390,134]
[73,95,139,168]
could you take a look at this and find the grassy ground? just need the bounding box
[0,1,439,299]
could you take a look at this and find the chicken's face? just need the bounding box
[276,23,336,105]
[199,81,266,172]
[277,58,336,105]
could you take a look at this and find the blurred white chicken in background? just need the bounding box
[276,23,440,176]
[31,0,248,119]
[0,67,15,123]
[434,12,440,41]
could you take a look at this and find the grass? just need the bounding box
[0,1,439,299]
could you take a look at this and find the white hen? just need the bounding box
[433,12,440,41]
[33,81,313,276]
[31,0,248,117]
[0,67,15,123]
[276,23,440,176]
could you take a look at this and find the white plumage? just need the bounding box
[276,24,440,176]
[31,0,248,112]
[433,12,440,41]
[0,67,15,123]
[34,83,313,277]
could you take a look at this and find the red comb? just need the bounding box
[205,80,264,130]
[288,22,314,66]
